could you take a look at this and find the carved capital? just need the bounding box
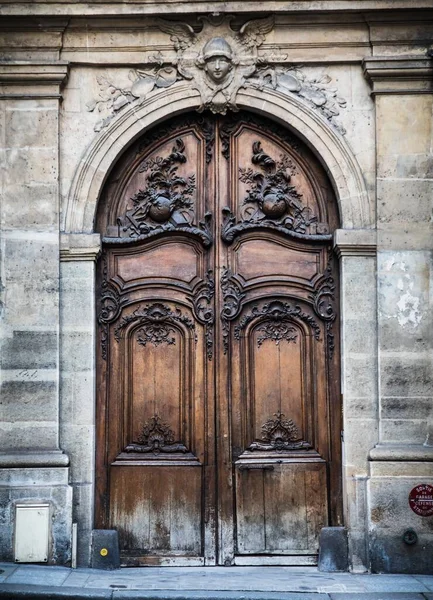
[363,56,433,95]
[0,61,69,98]
[60,233,101,262]
[333,229,377,258]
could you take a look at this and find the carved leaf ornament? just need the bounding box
[125,414,187,455]
[114,302,196,346]
[115,138,212,247]
[234,300,321,344]
[87,17,346,133]
[248,412,312,452]
[222,141,331,244]
[311,255,337,358]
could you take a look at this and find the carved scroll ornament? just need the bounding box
[221,267,246,354]
[192,270,215,361]
[113,138,212,247]
[98,255,128,360]
[311,255,337,359]
[222,141,331,244]
[248,412,311,452]
[114,302,195,345]
[125,415,187,455]
[234,300,321,343]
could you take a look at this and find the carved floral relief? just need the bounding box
[248,66,347,134]
[125,414,187,454]
[86,17,346,133]
[114,302,196,345]
[234,300,321,343]
[256,321,298,347]
[222,141,331,244]
[111,137,212,247]
[248,412,311,452]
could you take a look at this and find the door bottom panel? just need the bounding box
[233,555,318,566]
[121,556,206,567]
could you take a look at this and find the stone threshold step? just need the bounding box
[1,587,433,600]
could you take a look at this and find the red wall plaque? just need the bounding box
[409,484,433,517]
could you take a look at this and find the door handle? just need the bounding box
[238,464,274,471]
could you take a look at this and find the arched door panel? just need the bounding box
[96,112,341,566]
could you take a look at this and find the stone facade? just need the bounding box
[0,1,432,573]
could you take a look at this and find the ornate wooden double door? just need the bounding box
[96,111,342,566]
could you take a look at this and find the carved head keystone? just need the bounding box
[201,37,234,83]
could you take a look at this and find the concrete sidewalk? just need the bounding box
[0,563,433,599]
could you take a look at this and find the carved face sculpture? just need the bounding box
[202,37,233,83]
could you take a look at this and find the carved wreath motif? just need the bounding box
[234,300,321,343]
[114,302,195,345]
[125,414,187,455]
[115,138,212,247]
[248,412,312,452]
[222,141,331,244]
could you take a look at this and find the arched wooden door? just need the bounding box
[95,112,342,567]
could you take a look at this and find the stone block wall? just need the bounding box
[363,58,433,574]
[0,64,73,564]
[0,5,432,571]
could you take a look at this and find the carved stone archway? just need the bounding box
[62,82,374,566]
[64,83,371,234]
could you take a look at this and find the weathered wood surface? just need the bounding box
[95,112,341,566]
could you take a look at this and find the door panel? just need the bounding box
[114,240,201,287]
[110,465,202,557]
[235,461,328,554]
[96,112,341,566]
[234,237,320,283]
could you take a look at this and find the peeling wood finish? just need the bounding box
[95,111,342,566]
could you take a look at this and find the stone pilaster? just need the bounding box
[363,56,433,574]
[0,61,73,564]
[59,233,101,566]
[334,229,378,573]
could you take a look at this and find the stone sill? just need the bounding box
[369,444,433,462]
[0,451,70,468]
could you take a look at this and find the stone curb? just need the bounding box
[0,585,112,599]
[0,586,432,600]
